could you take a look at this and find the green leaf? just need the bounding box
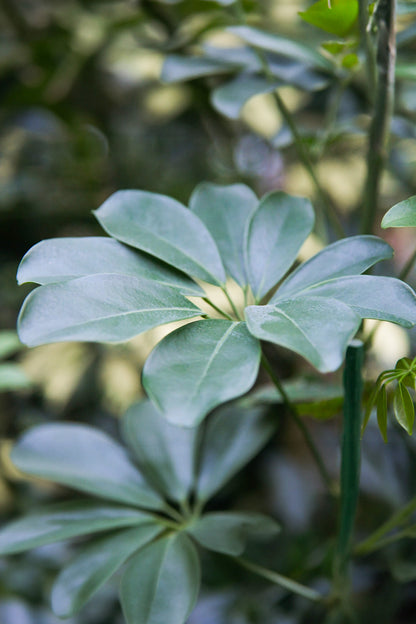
[245,191,314,300]
[189,183,258,286]
[377,383,388,443]
[271,236,393,301]
[51,524,163,618]
[393,383,415,435]
[17,237,203,296]
[120,533,200,624]
[11,423,165,510]
[0,363,31,391]
[245,297,361,372]
[94,190,225,285]
[267,57,329,91]
[203,45,262,72]
[299,0,359,38]
[197,404,276,502]
[17,275,202,347]
[161,55,237,83]
[0,501,151,555]
[228,25,332,70]
[295,276,416,328]
[395,357,415,389]
[187,512,280,556]
[0,331,24,359]
[143,320,261,427]
[381,196,416,228]
[211,74,280,120]
[121,400,198,503]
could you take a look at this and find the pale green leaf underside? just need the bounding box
[120,533,200,624]
[246,191,314,300]
[272,235,393,301]
[11,423,164,510]
[187,511,280,556]
[0,501,151,555]
[94,190,226,285]
[143,320,261,426]
[381,196,416,228]
[197,404,276,502]
[245,296,361,372]
[122,400,198,503]
[17,274,202,347]
[51,524,163,618]
[161,55,237,83]
[211,74,280,119]
[189,182,258,285]
[17,237,203,296]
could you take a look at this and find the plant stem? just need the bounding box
[358,0,377,95]
[361,0,397,234]
[235,556,323,602]
[202,297,234,321]
[399,245,416,281]
[355,493,416,555]
[260,353,333,493]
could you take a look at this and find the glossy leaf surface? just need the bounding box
[52,524,163,618]
[381,196,416,228]
[299,0,359,37]
[122,400,198,502]
[143,320,261,426]
[245,191,314,300]
[187,512,280,556]
[18,275,202,346]
[245,297,361,372]
[0,502,150,555]
[17,237,203,296]
[189,182,258,285]
[272,236,393,301]
[197,404,276,501]
[11,423,164,510]
[120,533,200,624]
[94,190,225,285]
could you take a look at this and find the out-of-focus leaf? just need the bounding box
[122,400,198,503]
[161,56,237,83]
[120,533,200,624]
[17,275,202,346]
[94,190,225,286]
[299,0,359,37]
[211,74,280,120]
[245,191,314,300]
[0,364,31,391]
[381,196,416,228]
[197,404,276,502]
[203,45,262,72]
[187,512,280,556]
[11,423,165,510]
[143,320,261,427]
[51,524,163,618]
[0,331,24,359]
[268,57,329,90]
[0,502,151,555]
[245,297,361,372]
[391,560,416,583]
[189,182,258,286]
[396,63,416,80]
[17,237,203,296]
[377,383,388,443]
[393,383,415,435]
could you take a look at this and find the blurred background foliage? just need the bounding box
[2,0,416,622]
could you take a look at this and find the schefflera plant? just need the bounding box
[17,183,416,426]
[0,400,279,623]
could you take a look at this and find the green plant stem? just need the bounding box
[202,297,234,321]
[355,493,416,555]
[163,503,185,523]
[358,0,377,95]
[222,287,243,320]
[361,0,397,234]
[260,353,333,493]
[235,556,323,602]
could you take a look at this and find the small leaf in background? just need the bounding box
[17,275,202,346]
[0,331,24,359]
[395,357,415,389]
[51,524,163,618]
[245,191,314,301]
[94,190,226,286]
[161,55,237,83]
[377,383,388,443]
[120,533,200,624]
[0,364,31,392]
[122,400,198,503]
[11,423,165,510]
[187,512,280,556]
[393,383,415,435]
[143,320,261,427]
[341,53,359,70]
[381,196,416,228]
[211,74,280,120]
[299,0,359,38]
